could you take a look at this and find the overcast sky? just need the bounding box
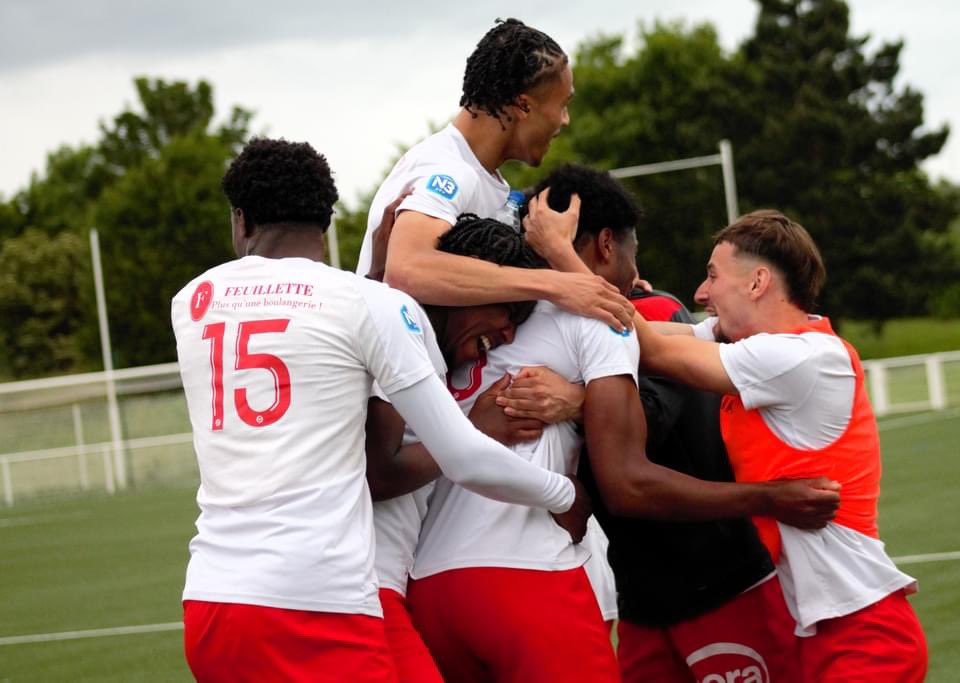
[1,0,956,206]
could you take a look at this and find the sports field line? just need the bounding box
[0,512,91,528]
[892,550,960,565]
[878,407,960,431]
[0,622,183,646]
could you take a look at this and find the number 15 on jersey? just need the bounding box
[201,318,292,431]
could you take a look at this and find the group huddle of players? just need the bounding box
[170,18,928,683]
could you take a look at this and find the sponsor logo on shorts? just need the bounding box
[190,281,214,321]
[609,325,632,337]
[425,174,459,200]
[401,304,421,333]
[685,642,769,683]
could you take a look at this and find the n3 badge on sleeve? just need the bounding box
[425,174,459,200]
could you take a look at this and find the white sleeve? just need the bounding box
[395,163,477,226]
[355,283,436,395]
[574,317,639,386]
[691,316,719,340]
[718,333,820,410]
[386,374,575,513]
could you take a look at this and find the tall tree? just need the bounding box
[735,0,954,322]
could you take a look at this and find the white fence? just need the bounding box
[0,351,958,507]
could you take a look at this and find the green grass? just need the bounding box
[842,317,960,359]
[1,412,958,681]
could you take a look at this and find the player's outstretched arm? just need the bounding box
[633,314,735,395]
[365,374,545,501]
[385,373,580,513]
[584,375,840,526]
[384,211,634,331]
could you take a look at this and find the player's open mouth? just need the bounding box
[478,335,492,352]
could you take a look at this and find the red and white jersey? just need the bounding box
[717,317,916,634]
[412,301,639,579]
[172,255,437,617]
[357,124,513,276]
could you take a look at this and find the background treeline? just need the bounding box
[2,0,958,380]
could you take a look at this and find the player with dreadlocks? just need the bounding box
[365,212,587,682]
[355,18,633,333]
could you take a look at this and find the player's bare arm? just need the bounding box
[495,366,585,424]
[583,374,840,526]
[633,314,737,395]
[366,190,412,281]
[365,397,440,501]
[384,210,634,331]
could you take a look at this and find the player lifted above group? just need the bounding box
[172,17,927,683]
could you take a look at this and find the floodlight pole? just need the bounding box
[89,228,126,491]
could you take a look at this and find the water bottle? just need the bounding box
[503,190,525,231]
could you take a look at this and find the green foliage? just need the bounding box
[504,2,959,321]
[0,78,251,376]
[94,132,239,367]
[0,229,96,378]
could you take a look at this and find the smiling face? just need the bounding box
[440,304,519,368]
[511,64,574,167]
[694,241,762,342]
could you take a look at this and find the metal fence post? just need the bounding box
[2,457,13,506]
[926,356,947,411]
[72,403,90,490]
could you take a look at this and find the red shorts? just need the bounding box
[379,588,444,683]
[798,589,927,682]
[618,575,800,683]
[183,600,398,683]
[407,566,619,683]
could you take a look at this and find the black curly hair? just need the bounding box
[461,18,567,126]
[435,213,546,326]
[221,138,339,232]
[522,164,642,247]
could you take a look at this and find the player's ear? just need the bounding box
[750,266,772,300]
[599,228,615,263]
[512,95,532,120]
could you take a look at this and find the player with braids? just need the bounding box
[366,212,584,683]
[459,18,566,127]
[438,212,548,267]
[356,18,634,339]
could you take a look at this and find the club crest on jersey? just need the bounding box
[401,305,421,333]
[425,174,459,200]
[609,325,632,337]
[190,281,214,321]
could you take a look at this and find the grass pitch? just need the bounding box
[1,410,958,681]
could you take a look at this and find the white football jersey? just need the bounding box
[357,124,514,276]
[172,255,436,616]
[412,301,639,579]
[372,302,446,596]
